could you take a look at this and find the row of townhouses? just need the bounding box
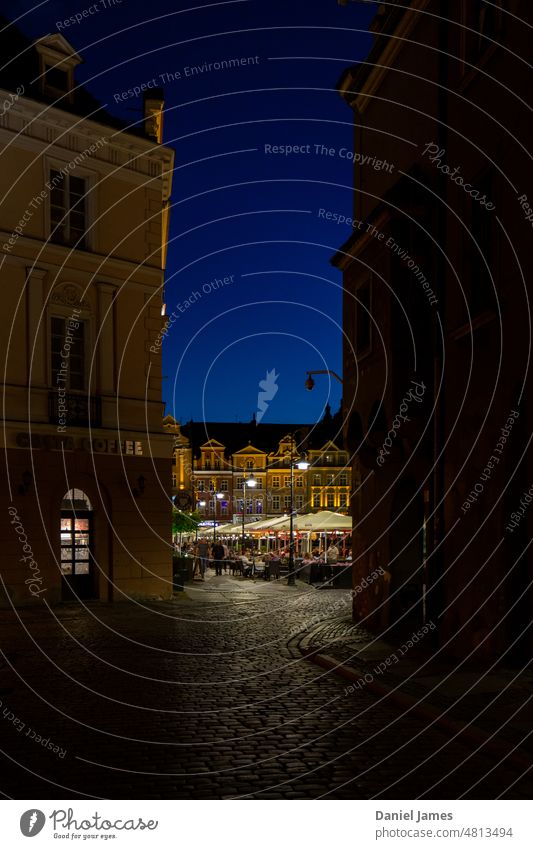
[164,413,357,523]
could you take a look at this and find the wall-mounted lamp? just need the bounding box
[18,470,32,496]
[305,370,344,391]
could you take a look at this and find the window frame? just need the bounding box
[44,157,96,251]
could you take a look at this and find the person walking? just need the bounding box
[197,538,209,580]
[212,540,225,576]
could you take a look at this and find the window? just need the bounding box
[272,495,280,510]
[237,499,244,513]
[50,170,87,248]
[172,474,177,487]
[256,500,263,514]
[327,493,334,508]
[295,495,304,509]
[51,316,86,390]
[356,278,371,355]
[197,481,205,492]
[295,476,303,488]
[45,65,70,93]
[325,454,332,464]
[313,474,321,485]
[246,499,253,514]
[339,473,348,486]
[326,474,334,485]
[313,493,320,508]
[236,477,243,489]
[214,459,221,470]
[283,496,290,509]
[221,505,228,516]
[284,476,291,487]
[272,476,280,488]
[340,493,348,507]
[208,481,214,492]
[220,480,228,491]
[204,459,211,470]
[246,459,254,469]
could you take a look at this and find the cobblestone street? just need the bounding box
[1,573,532,800]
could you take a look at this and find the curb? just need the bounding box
[301,648,533,774]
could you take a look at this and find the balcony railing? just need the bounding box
[48,391,102,428]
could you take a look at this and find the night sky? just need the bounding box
[1,0,375,425]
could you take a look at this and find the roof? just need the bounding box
[181,412,344,459]
[0,15,146,138]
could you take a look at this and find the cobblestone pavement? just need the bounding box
[1,572,532,800]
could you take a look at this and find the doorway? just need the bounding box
[60,489,96,600]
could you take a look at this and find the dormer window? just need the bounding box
[34,34,81,105]
[44,65,70,94]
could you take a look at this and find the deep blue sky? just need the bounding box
[2,0,375,425]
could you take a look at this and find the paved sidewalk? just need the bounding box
[290,613,533,764]
[0,571,531,799]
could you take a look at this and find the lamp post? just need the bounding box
[305,369,344,391]
[287,436,310,586]
[213,492,223,542]
[241,474,257,553]
[196,500,206,541]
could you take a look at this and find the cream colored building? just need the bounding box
[1,31,174,603]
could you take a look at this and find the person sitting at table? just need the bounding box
[238,553,253,577]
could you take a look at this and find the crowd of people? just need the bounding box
[177,538,352,582]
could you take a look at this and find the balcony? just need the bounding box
[48,391,102,428]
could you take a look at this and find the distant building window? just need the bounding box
[256,500,263,514]
[204,460,211,470]
[295,495,304,509]
[49,171,87,248]
[172,474,177,487]
[356,278,371,355]
[327,493,334,508]
[340,493,347,507]
[236,477,243,489]
[284,476,291,487]
[221,505,228,516]
[246,499,253,514]
[214,459,221,470]
[295,476,304,488]
[246,459,254,469]
[220,480,228,491]
[339,473,348,486]
[313,474,321,485]
[197,481,205,492]
[313,493,320,507]
[326,474,334,485]
[272,495,280,510]
[272,476,280,488]
[51,316,86,390]
[284,496,291,509]
[208,481,214,492]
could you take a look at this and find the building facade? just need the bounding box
[167,417,355,526]
[1,26,174,604]
[334,0,533,659]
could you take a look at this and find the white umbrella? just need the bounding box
[293,510,352,531]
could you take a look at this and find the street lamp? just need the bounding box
[241,474,257,553]
[305,369,344,391]
[287,438,310,586]
[213,492,223,542]
[196,500,206,541]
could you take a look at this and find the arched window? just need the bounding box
[60,489,94,598]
